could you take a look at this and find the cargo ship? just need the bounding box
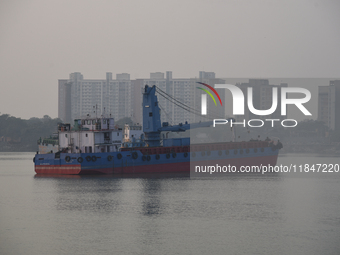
[34,85,282,175]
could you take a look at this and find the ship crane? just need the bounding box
[142,85,234,147]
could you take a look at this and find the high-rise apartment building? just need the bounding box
[58,79,72,123]
[131,79,144,125]
[318,80,340,130]
[58,72,132,123]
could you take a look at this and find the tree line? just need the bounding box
[0,114,61,152]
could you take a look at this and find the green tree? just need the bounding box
[0,114,62,152]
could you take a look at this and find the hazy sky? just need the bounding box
[1,0,339,119]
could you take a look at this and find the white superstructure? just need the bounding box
[58,118,143,154]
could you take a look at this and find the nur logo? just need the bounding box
[196,82,222,115]
[199,83,311,116]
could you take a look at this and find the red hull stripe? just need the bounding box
[35,165,81,175]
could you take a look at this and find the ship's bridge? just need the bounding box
[77,118,115,131]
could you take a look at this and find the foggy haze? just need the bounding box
[0,0,339,120]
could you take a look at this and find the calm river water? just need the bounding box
[0,152,339,255]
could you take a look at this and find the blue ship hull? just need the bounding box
[34,142,280,175]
